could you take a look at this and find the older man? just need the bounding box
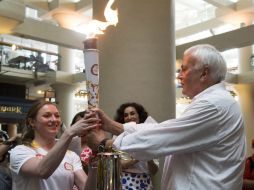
[87,44,245,190]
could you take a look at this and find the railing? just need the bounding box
[0,43,59,73]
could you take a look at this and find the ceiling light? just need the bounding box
[37,90,44,95]
[11,44,18,51]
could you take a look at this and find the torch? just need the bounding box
[83,0,118,109]
[82,1,121,190]
[83,37,99,108]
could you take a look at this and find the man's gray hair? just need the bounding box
[184,44,227,82]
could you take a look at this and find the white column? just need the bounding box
[51,83,78,126]
[59,47,76,73]
[51,12,82,126]
[93,0,175,189]
[238,21,252,73]
[239,46,252,72]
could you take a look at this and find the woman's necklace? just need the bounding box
[31,140,55,150]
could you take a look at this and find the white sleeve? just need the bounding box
[9,145,36,174]
[122,122,140,134]
[71,151,83,172]
[113,122,156,149]
[68,136,82,155]
[113,100,220,160]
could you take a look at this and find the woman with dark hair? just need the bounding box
[114,102,148,124]
[9,100,96,190]
[114,102,158,190]
[71,111,93,175]
[71,111,86,126]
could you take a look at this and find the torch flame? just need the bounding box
[86,0,118,38]
[104,0,118,26]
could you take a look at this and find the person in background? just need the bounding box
[86,44,245,190]
[70,111,93,175]
[0,132,20,190]
[114,102,158,190]
[242,139,254,190]
[0,131,20,161]
[9,100,97,190]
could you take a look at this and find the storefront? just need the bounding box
[0,97,34,136]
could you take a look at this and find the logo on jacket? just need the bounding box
[64,162,74,171]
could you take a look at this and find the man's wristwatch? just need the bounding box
[98,138,109,153]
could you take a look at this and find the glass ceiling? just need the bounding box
[174,0,241,71]
[175,0,216,30]
[175,0,239,46]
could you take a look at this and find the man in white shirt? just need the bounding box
[87,44,246,190]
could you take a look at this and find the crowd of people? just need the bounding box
[0,44,252,190]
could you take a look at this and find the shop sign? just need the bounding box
[0,106,22,114]
[0,97,34,122]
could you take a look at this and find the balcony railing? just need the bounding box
[0,43,58,73]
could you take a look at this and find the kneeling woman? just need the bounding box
[10,100,97,190]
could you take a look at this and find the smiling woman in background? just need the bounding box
[9,100,97,190]
[114,102,159,190]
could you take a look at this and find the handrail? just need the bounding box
[0,41,59,56]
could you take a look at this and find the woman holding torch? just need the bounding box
[9,100,97,190]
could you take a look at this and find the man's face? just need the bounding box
[177,54,204,99]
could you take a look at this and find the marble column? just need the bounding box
[93,0,175,189]
[93,0,175,120]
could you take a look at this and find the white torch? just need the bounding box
[83,37,99,108]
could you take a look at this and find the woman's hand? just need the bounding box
[91,108,124,135]
[69,116,100,137]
